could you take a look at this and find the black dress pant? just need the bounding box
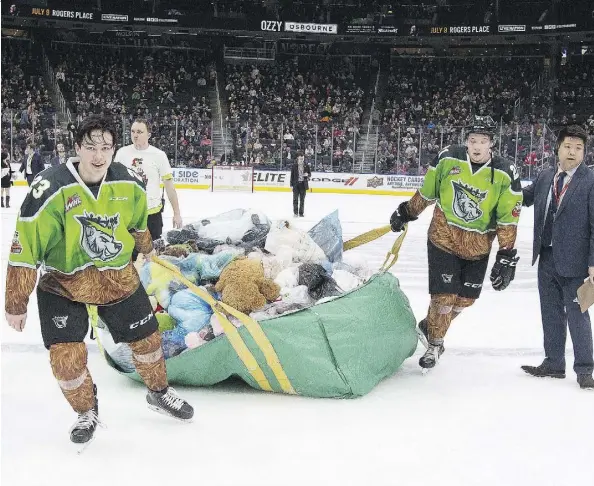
[293,182,306,216]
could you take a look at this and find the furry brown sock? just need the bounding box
[129,331,168,392]
[451,296,476,321]
[49,343,96,413]
[426,294,458,341]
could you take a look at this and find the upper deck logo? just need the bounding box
[367,176,384,188]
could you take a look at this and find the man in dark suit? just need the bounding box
[522,125,594,390]
[19,144,44,185]
[290,151,312,217]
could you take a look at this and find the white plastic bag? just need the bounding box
[274,266,300,288]
[332,269,363,293]
[279,285,312,306]
[265,225,326,264]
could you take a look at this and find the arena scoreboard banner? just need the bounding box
[29,7,95,21]
[428,25,492,35]
[6,3,590,35]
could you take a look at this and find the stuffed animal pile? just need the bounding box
[103,209,374,369]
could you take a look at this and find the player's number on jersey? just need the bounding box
[30,176,50,199]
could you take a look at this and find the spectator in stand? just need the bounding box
[378,56,543,174]
[290,151,311,218]
[224,58,367,170]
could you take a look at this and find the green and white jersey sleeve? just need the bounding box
[9,179,63,270]
[419,145,523,233]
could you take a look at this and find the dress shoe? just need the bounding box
[521,363,565,379]
[577,374,594,390]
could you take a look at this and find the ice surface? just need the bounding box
[1,187,592,486]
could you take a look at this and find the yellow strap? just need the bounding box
[87,304,105,356]
[211,296,296,395]
[342,225,392,251]
[379,224,408,272]
[152,256,296,394]
[342,223,408,272]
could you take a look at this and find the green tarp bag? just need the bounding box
[93,225,419,398]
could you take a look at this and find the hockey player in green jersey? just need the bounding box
[389,116,523,370]
[4,115,194,446]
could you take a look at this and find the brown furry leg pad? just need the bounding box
[451,296,476,321]
[129,331,168,392]
[427,294,458,341]
[49,343,96,413]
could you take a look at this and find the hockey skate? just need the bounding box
[69,385,103,453]
[147,386,194,421]
[419,340,444,374]
[416,319,445,354]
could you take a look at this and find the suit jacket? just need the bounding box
[19,152,44,177]
[50,155,64,167]
[523,163,594,277]
[290,162,312,190]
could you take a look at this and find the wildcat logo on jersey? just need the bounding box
[131,158,148,185]
[65,193,82,212]
[451,180,488,223]
[75,211,123,262]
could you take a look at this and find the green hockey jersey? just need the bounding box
[419,145,523,233]
[7,161,152,309]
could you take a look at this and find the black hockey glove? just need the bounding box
[390,201,418,232]
[490,249,519,291]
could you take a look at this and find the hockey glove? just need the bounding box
[390,201,418,232]
[490,249,519,291]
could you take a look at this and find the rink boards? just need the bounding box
[10,165,532,195]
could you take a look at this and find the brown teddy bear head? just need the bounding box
[215,257,280,314]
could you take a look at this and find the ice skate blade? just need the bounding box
[72,421,105,454]
[148,403,193,423]
[420,360,439,375]
[75,435,96,455]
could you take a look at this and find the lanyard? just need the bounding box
[553,172,571,206]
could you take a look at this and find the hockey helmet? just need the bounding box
[465,115,496,140]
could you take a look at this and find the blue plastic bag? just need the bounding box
[307,210,343,263]
[168,289,213,334]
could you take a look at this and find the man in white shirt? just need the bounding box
[114,119,183,257]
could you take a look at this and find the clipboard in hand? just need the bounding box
[577,279,594,313]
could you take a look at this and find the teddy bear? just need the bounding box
[214,257,280,314]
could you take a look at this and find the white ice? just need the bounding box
[1,187,592,486]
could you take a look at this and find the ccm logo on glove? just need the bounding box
[490,249,519,291]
